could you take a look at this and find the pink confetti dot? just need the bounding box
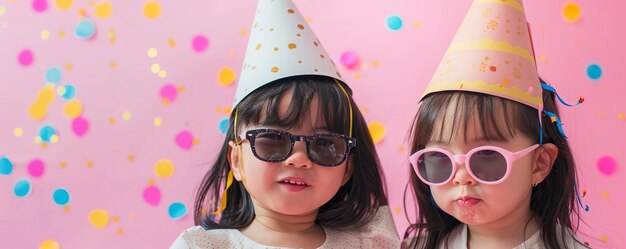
[160,84,177,102]
[72,116,89,137]
[597,156,618,176]
[28,159,45,178]
[340,51,360,69]
[175,130,193,150]
[192,35,209,53]
[18,50,34,66]
[143,185,161,206]
[32,0,48,13]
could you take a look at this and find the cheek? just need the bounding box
[316,166,347,193]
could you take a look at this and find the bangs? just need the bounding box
[235,76,352,135]
[414,91,539,147]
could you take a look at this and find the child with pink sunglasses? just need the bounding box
[403,0,589,248]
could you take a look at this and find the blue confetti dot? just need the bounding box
[39,125,57,142]
[386,15,403,31]
[53,188,70,206]
[75,19,96,39]
[168,202,188,220]
[219,118,229,134]
[45,67,62,83]
[0,157,13,175]
[587,64,602,80]
[14,179,32,198]
[61,84,76,100]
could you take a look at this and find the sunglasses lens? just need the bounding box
[309,136,347,166]
[254,131,292,161]
[418,151,453,184]
[469,150,507,182]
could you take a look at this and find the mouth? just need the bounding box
[277,177,310,187]
[455,196,481,207]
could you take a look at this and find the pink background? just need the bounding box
[0,0,623,248]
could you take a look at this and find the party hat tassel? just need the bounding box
[543,110,567,139]
[541,82,584,107]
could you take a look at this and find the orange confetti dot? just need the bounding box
[271,67,279,73]
[288,43,297,49]
[297,24,304,30]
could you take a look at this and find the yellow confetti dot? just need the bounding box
[372,60,380,67]
[63,205,70,212]
[88,209,110,229]
[177,86,185,92]
[50,135,60,144]
[113,216,120,223]
[601,191,609,198]
[154,159,175,179]
[55,0,73,10]
[540,55,547,62]
[63,99,83,119]
[148,179,155,185]
[0,6,6,16]
[168,37,176,48]
[117,228,124,235]
[107,29,116,43]
[563,2,582,23]
[162,99,170,105]
[128,154,135,161]
[601,235,609,243]
[397,146,405,153]
[14,127,23,137]
[66,63,72,70]
[240,28,247,36]
[28,103,49,121]
[153,117,163,126]
[414,21,421,29]
[354,72,362,80]
[122,111,132,121]
[368,121,386,144]
[58,31,65,38]
[94,1,112,19]
[158,70,167,78]
[78,8,87,17]
[271,67,279,73]
[86,161,94,167]
[41,30,50,40]
[150,63,161,74]
[60,161,67,168]
[193,138,200,145]
[37,85,56,105]
[618,113,625,120]
[393,207,402,214]
[110,61,117,69]
[108,117,117,124]
[143,1,161,19]
[147,48,158,58]
[218,67,236,86]
[38,240,60,249]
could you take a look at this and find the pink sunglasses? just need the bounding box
[409,144,540,185]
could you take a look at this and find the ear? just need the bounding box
[341,154,354,186]
[533,143,558,185]
[228,141,243,181]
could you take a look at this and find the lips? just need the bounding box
[277,176,310,192]
[455,196,481,207]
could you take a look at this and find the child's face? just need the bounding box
[426,101,551,227]
[228,92,352,216]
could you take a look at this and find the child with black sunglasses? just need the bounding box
[403,0,589,248]
[171,1,399,248]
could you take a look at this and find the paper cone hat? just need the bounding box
[422,0,542,109]
[232,0,346,108]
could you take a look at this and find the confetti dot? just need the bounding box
[72,116,89,137]
[32,0,48,13]
[586,64,602,80]
[75,19,96,39]
[218,67,236,86]
[168,202,188,220]
[29,103,48,121]
[18,49,35,67]
[122,111,132,121]
[597,156,617,176]
[563,2,582,23]
[150,63,161,74]
[38,240,60,249]
[192,35,209,52]
[14,127,24,137]
[88,209,109,229]
[0,6,6,16]
[55,0,72,10]
[147,48,158,58]
[53,188,70,206]
[28,159,45,178]
[175,130,193,150]
[41,30,50,40]
[340,51,360,69]
[158,70,167,78]
[368,121,386,144]
[0,157,13,175]
[219,118,229,134]
[94,1,112,19]
[63,99,83,118]
[143,1,161,19]
[168,37,176,48]
[14,179,32,198]
[143,185,161,206]
[271,67,279,73]
[386,15,403,31]
[160,84,177,103]
[154,159,174,179]
[58,84,76,100]
[153,117,163,126]
[39,125,57,142]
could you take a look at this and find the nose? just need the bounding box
[284,139,313,169]
[452,162,476,186]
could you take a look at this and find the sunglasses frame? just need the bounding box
[239,128,356,167]
[409,144,540,185]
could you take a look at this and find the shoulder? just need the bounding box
[402,224,466,249]
[322,206,401,249]
[170,226,243,249]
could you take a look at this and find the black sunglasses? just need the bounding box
[238,128,356,167]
